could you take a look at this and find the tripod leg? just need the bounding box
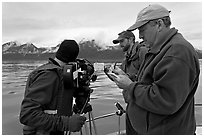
[90,111,97,135]
[118,116,121,135]
[88,112,92,135]
[84,121,88,135]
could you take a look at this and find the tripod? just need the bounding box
[82,103,97,135]
[83,102,125,135]
[67,88,98,135]
[67,103,97,135]
[67,102,125,135]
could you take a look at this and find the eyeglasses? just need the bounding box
[138,22,149,33]
[138,20,158,33]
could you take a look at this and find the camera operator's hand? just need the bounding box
[69,114,86,132]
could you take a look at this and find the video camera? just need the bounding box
[63,58,97,114]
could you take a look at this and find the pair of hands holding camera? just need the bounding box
[109,66,133,90]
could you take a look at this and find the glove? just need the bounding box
[68,114,86,132]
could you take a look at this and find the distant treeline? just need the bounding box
[2,49,202,63]
[2,49,124,63]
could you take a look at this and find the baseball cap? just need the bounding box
[113,31,135,44]
[127,4,170,31]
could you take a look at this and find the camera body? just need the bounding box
[63,58,97,113]
[63,58,96,88]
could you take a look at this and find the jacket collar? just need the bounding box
[149,28,178,54]
[37,58,61,71]
[125,42,140,61]
[49,58,61,67]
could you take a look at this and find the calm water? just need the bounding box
[2,60,125,135]
[2,60,202,135]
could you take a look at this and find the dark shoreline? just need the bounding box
[2,53,123,63]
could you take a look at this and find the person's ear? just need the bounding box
[129,37,134,43]
[156,19,164,32]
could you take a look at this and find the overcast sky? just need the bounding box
[2,1,202,49]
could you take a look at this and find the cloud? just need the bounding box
[2,2,202,50]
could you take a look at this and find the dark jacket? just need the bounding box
[121,42,148,134]
[20,58,73,134]
[121,42,148,81]
[125,28,200,134]
[121,43,148,102]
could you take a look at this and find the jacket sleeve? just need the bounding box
[127,54,196,115]
[20,70,69,132]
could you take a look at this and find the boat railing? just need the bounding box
[76,103,202,135]
[69,102,125,135]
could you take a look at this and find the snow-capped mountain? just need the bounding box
[2,41,21,52]
[2,40,119,55]
[1,40,201,61]
[2,40,125,61]
[41,44,60,53]
[2,41,56,54]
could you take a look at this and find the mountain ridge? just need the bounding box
[2,40,124,62]
[2,40,202,62]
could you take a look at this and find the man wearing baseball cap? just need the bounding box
[113,31,148,75]
[113,31,135,44]
[112,4,200,134]
[127,4,170,31]
[113,30,148,134]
